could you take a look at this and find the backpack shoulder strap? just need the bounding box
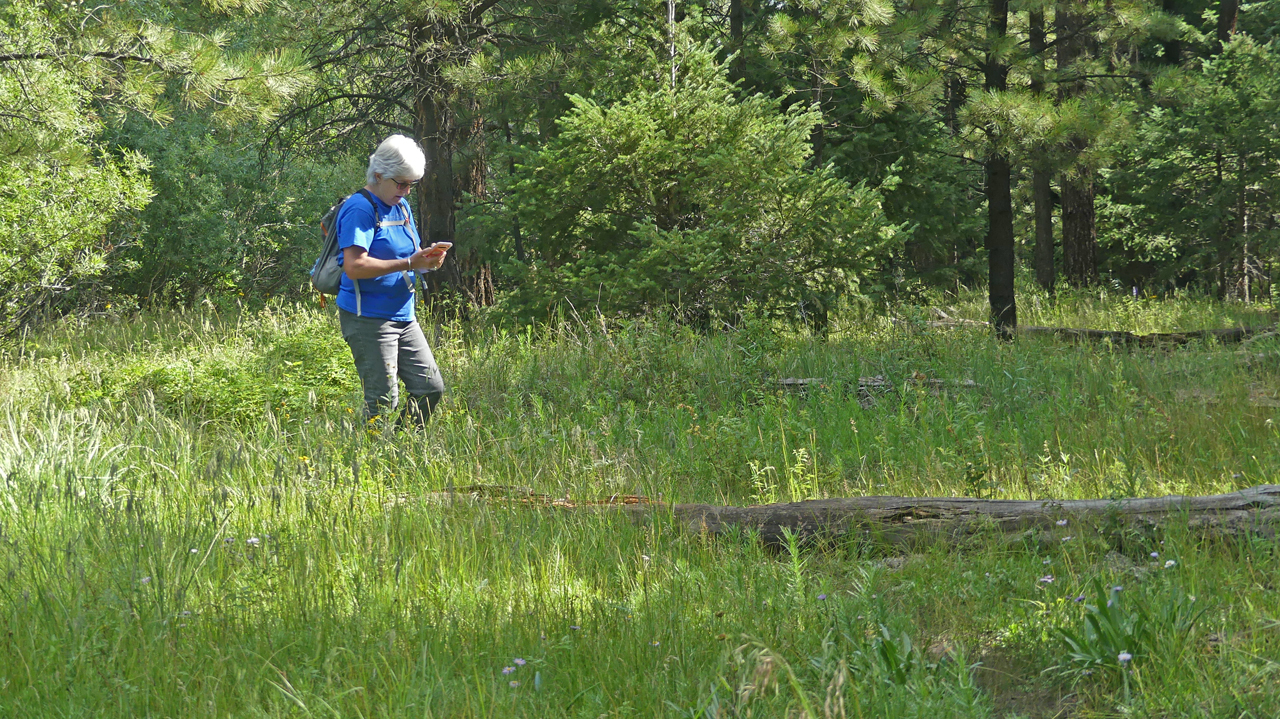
[356,189,381,226]
[398,199,420,251]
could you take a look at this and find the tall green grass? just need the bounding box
[1,294,1278,716]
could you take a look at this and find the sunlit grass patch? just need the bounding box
[2,293,1279,715]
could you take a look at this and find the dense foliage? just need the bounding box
[2,0,1279,330]
[502,45,901,322]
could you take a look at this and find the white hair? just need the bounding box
[366,134,426,185]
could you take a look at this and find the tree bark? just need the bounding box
[987,155,1017,335]
[504,122,526,263]
[649,485,1280,546]
[1216,0,1239,52]
[411,21,457,271]
[1056,3,1100,288]
[985,0,1016,337]
[1016,325,1272,345]
[943,75,965,135]
[408,18,499,310]
[431,104,494,306]
[1029,10,1055,293]
[1161,0,1183,64]
[1061,172,1098,287]
[440,485,1280,548]
[729,0,746,87]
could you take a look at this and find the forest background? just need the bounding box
[3,0,1279,333]
[6,2,1280,715]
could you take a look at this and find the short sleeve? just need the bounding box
[337,199,377,252]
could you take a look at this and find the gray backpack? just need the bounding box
[310,190,419,302]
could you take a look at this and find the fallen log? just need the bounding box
[776,375,979,407]
[1018,326,1273,346]
[645,485,1280,546]
[439,484,1280,547]
[924,309,1275,345]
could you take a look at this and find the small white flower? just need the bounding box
[1164,560,1176,568]
[1056,519,1068,526]
[247,537,261,546]
[1118,651,1132,663]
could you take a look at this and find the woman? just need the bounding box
[335,134,450,427]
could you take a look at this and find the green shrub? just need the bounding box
[502,42,903,324]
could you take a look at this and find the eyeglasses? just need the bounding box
[391,178,419,192]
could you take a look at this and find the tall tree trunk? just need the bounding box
[1061,172,1098,287]
[1161,0,1183,63]
[1033,170,1056,292]
[425,104,494,307]
[411,21,457,286]
[1029,10,1055,293]
[1216,0,1239,52]
[987,155,1017,335]
[811,62,826,167]
[415,94,456,265]
[409,17,497,310]
[1056,3,1099,287]
[504,122,525,263]
[943,75,966,135]
[986,0,1016,337]
[729,0,745,87]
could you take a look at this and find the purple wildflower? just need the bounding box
[1056,519,1068,526]
[817,594,828,601]
[1118,652,1132,663]
[502,666,516,675]
[514,658,526,666]
[1039,575,1054,584]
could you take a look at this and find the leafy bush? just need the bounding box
[105,113,358,305]
[502,42,904,324]
[60,308,357,424]
[0,2,152,334]
[1057,579,1205,684]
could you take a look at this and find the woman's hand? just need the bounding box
[343,244,450,279]
[410,243,451,271]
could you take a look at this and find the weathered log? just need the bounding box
[1017,325,1273,346]
[440,484,1280,548]
[777,375,978,407]
[924,309,1275,346]
[640,485,1280,546]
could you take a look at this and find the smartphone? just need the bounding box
[427,242,453,253]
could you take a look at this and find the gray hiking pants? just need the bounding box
[339,309,445,427]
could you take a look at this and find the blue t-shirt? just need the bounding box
[335,191,421,321]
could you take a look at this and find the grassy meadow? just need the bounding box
[1,290,1279,717]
